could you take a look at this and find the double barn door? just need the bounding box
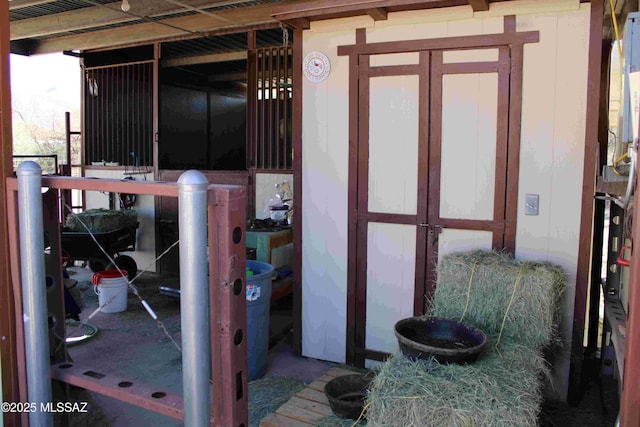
[352,44,517,364]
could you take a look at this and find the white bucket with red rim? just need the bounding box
[92,270,128,313]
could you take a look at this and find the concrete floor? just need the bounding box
[62,266,330,426]
[60,266,620,427]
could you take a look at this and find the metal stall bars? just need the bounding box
[5,170,248,426]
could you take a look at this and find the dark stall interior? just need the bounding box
[159,60,248,171]
[81,29,294,274]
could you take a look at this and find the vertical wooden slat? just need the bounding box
[346,28,366,365]
[493,46,510,250]
[574,4,605,366]
[292,29,303,355]
[133,63,138,165]
[355,44,370,367]
[79,57,85,186]
[0,3,21,425]
[426,50,443,301]
[504,16,522,254]
[147,62,153,166]
[413,51,430,316]
[268,48,274,169]
[247,31,257,170]
[284,46,290,169]
[108,66,113,162]
[276,47,281,169]
[260,50,266,169]
[97,69,103,161]
[99,68,104,161]
[209,186,248,427]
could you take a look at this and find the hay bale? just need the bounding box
[317,414,367,426]
[366,341,549,427]
[65,209,138,233]
[432,250,565,349]
[364,250,566,427]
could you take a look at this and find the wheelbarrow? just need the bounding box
[60,224,139,281]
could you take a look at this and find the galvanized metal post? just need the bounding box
[16,161,53,427]
[178,170,210,426]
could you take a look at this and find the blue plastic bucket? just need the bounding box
[245,260,273,381]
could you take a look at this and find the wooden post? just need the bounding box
[0,2,21,425]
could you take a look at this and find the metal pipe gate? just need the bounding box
[6,167,248,426]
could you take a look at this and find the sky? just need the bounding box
[9,52,81,105]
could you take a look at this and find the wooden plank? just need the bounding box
[0,2,21,426]
[296,387,330,405]
[307,378,330,393]
[8,0,57,10]
[479,0,579,17]
[11,0,267,40]
[273,0,444,21]
[275,402,328,423]
[161,51,247,68]
[468,0,489,11]
[325,367,358,377]
[366,8,388,21]
[287,396,334,417]
[260,412,314,427]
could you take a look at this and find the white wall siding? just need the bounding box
[516,5,590,399]
[301,28,353,363]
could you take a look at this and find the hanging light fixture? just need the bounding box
[121,0,130,12]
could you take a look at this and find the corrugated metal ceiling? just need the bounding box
[160,28,286,59]
[10,0,113,21]
[10,0,280,21]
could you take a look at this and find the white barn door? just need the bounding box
[355,47,511,363]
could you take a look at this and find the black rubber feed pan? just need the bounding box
[324,374,373,420]
[394,316,487,364]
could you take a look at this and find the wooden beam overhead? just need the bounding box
[272,0,448,22]
[30,1,299,54]
[285,17,311,30]
[366,8,388,21]
[161,50,247,67]
[10,0,266,40]
[8,0,57,11]
[468,0,489,12]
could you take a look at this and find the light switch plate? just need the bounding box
[525,194,539,216]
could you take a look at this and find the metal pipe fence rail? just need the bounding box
[5,167,248,427]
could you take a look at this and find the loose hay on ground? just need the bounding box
[365,251,566,427]
[249,376,306,427]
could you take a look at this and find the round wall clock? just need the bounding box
[303,51,331,82]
